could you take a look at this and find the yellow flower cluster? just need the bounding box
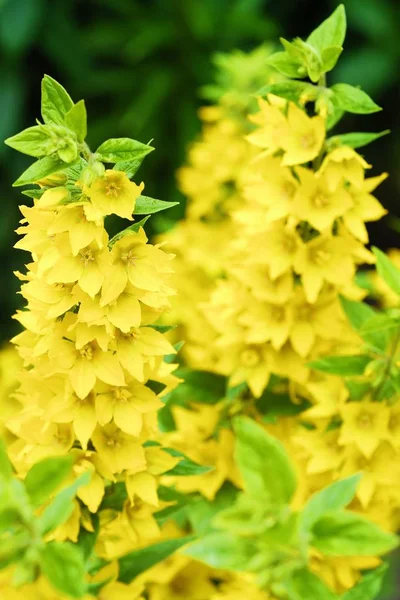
[1,167,181,596]
[157,80,399,594]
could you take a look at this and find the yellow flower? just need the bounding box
[91,423,147,473]
[85,170,144,219]
[343,173,388,242]
[317,146,371,190]
[246,97,289,156]
[250,221,303,279]
[294,233,355,302]
[47,202,104,255]
[292,166,353,231]
[339,401,390,458]
[279,102,325,166]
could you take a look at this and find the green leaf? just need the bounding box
[288,568,337,600]
[65,100,87,143]
[100,482,128,512]
[342,565,388,600]
[38,472,91,535]
[308,354,372,376]
[113,158,144,178]
[312,511,399,556]
[331,83,381,114]
[163,448,213,476]
[13,155,74,187]
[187,483,239,536]
[4,125,55,157]
[183,532,253,571]
[21,187,46,199]
[172,368,226,405]
[233,417,296,503]
[133,195,179,215]
[0,440,13,480]
[321,46,343,72]
[108,216,150,247]
[372,246,400,295]
[96,137,154,163]
[256,81,315,104]
[339,296,387,351]
[307,4,346,53]
[266,52,304,78]
[118,536,194,583]
[41,75,74,126]
[77,515,99,563]
[327,130,390,150]
[40,541,86,598]
[24,455,73,507]
[299,474,362,537]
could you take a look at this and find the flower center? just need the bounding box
[312,193,330,208]
[80,344,93,361]
[79,248,95,264]
[113,387,131,402]
[120,250,136,265]
[271,307,285,322]
[105,182,121,197]
[281,181,297,200]
[312,249,331,266]
[358,413,373,429]
[301,133,316,149]
[281,233,297,254]
[240,347,261,368]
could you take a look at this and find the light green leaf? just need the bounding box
[134,195,179,215]
[372,246,400,295]
[233,417,296,503]
[40,541,86,598]
[266,52,304,78]
[108,216,150,247]
[5,125,54,157]
[187,484,239,536]
[169,368,226,405]
[41,75,74,126]
[339,296,387,351]
[0,440,13,480]
[96,137,154,163]
[118,536,194,583]
[341,565,387,600]
[312,511,399,556]
[163,448,213,476]
[38,472,91,535]
[184,532,252,571]
[24,455,74,507]
[65,100,87,143]
[327,130,390,150]
[308,354,372,376]
[21,187,46,200]
[13,155,74,187]
[331,83,381,114]
[289,568,337,600]
[299,474,362,538]
[307,4,346,53]
[321,46,343,72]
[256,81,315,103]
[113,158,144,178]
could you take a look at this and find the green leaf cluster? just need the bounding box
[184,419,399,598]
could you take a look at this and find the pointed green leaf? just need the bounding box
[307,4,346,52]
[113,158,144,178]
[13,155,75,187]
[41,75,74,126]
[40,541,86,598]
[342,565,388,600]
[299,474,362,537]
[183,532,253,571]
[312,510,399,556]
[372,246,400,295]
[21,187,46,199]
[266,52,305,78]
[38,472,91,535]
[163,447,213,476]
[321,46,343,72]
[308,354,372,376]
[233,417,296,503]
[5,125,54,157]
[108,216,150,247]
[289,568,337,600]
[331,83,381,114]
[96,138,154,163]
[134,195,179,215]
[24,455,74,507]
[65,100,87,143]
[327,130,390,150]
[256,81,315,103]
[118,536,194,583]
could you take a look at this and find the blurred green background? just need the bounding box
[0,0,399,596]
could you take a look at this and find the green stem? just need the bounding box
[373,327,400,400]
